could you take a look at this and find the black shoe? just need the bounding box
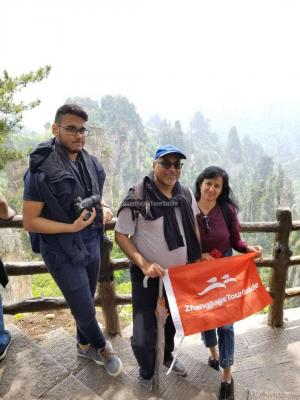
[219,378,234,400]
[208,357,220,371]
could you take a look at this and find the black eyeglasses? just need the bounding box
[156,160,184,170]
[58,125,90,137]
[202,215,210,233]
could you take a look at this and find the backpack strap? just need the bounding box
[131,181,193,220]
[133,180,192,202]
[132,179,144,199]
[130,179,145,220]
[219,202,232,231]
[180,185,192,205]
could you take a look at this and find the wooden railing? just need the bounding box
[1,208,300,334]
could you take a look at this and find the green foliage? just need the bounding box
[118,305,133,324]
[106,230,124,259]
[19,229,42,261]
[32,274,62,297]
[258,267,271,288]
[105,230,131,286]
[116,281,132,294]
[0,66,51,169]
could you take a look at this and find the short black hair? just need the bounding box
[54,104,88,124]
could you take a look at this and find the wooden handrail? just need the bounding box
[1,209,300,330]
[2,294,131,315]
[285,287,300,298]
[0,215,23,228]
[4,261,47,275]
[4,216,300,233]
[2,257,282,275]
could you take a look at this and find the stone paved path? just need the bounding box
[0,307,299,399]
[177,307,300,395]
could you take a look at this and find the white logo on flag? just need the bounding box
[198,274,237,296]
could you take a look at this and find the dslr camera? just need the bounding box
[73,195,101,221]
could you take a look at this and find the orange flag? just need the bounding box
[163,253,272,336]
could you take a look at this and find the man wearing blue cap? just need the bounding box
[115,144,201,389]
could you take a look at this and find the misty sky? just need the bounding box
[1,0,300,137]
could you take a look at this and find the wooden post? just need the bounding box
[268,208,292,327]
[98,235,121,336]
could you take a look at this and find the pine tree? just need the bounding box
[0,66,51,169]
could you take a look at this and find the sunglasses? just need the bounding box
[202,215,210,233]
[156,160,183,170]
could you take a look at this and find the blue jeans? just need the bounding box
[201,247,234,369]
[201,324,234,368]
[41,229,106,349]
[0,294,11,351]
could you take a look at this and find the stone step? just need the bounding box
[40,326,300,400]
[39,327,162,400]
[178,325,300,399]
[44,375,103,400]
[38,327,246,399]
[3,323,299,400]
[0,324,102,400]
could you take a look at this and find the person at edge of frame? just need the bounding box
[0,195,16,361]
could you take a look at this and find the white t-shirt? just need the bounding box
[115,190,200,269]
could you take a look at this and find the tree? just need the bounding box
[0,66,51,169]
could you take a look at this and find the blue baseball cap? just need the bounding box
[153,144,187,160]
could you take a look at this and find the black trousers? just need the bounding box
[130,264,176,379]
[41,230,106,349]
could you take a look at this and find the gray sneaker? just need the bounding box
[164,358,187,377]
[77,343,102,364]
[138,376,153,392]
[77,341,122,377]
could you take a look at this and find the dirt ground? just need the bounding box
[5,308,121,342]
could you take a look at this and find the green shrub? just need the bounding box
[32,274,62,297]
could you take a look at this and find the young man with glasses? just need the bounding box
[115,145,201,390]
[22,104,122,377]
